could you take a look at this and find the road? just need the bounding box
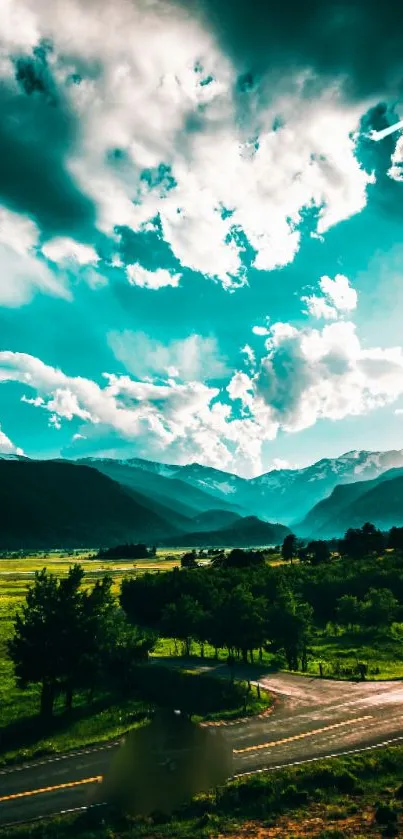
[2,666,403,827]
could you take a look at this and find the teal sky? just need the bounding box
[1,1,403,476]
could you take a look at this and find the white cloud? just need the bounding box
[252,325,270,336]
[0,206,69,306]
[270,458,296,471]
[108,331,228,381]
[0,1,376,290]
[126,265,181,290]
[42,238,100,266]
[3,311,403,476]
[241,344,256,369]
[302,274,358,320]
[0,351,266,475]
[246,319,403,432]
[0,423,24,456]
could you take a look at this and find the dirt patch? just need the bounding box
[218,804,389,837]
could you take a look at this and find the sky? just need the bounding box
[2,0,403,477]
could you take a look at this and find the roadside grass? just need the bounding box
[4,743,403,838]
[0,696,150,767]
[154,627,403,681]
[305,626,403,680]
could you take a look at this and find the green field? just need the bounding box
[0,552,180,764]
[0,552,271,766]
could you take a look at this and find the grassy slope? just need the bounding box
[4,745,403,838]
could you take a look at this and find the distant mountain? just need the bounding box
[77,458,246,517]
[247,450,403,524]
[164,516,289,548]
[299,468,403,537]
[78,450,403,524]
[0,460,182,549]
[190,510,242,531]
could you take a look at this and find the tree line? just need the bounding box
[8,521,403,718]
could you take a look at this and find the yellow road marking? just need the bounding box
[0,776,103,803]
[233,715,374,754]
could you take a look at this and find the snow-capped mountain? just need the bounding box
[76,448,403,525]
[248,449,403,523]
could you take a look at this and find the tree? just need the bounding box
[339,523,385,560]
[8,565,120,717]
[305,540,331,565]
[388,526,403,552]
[181,551,198,569]
[161,595,204,657]
[281,533,297,563]
[8,566,84,717]
[224,549,265,569]
[336,594,363,631]
[267,592,313,671]
[218,585,267,663]
[363,587,398,628]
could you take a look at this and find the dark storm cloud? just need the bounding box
[0,41,96,238]
[175,0,403,101]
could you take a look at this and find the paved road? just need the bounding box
[1,667,403,826]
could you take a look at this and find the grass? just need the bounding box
[0,553,271,766]
[302,626,403,680]
[4,742,403,837]
[0,553,179,766]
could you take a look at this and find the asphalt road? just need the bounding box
[2,667,403,827]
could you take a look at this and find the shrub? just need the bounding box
[375,803,398,825]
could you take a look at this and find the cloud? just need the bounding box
[126,265,181,290]
[3,306,403,476]
[42,237,99,265]
[247,319,403,432]
[270,458,296,471]
[174,0,403,103]
[108,331,229,381]
[302,274,358,320]
[0,205,70,306]
[0,38,96,239]
[0,350,267,476]
[0,424,24,456]
[252,325,270,336]
[0,0,377,294]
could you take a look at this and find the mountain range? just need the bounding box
[79,449,403,525]
[298,467,403,537]
[1,447,403,549]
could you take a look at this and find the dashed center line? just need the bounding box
[0,776,103,803]
[233,715,374,754]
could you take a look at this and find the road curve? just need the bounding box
[1,667,403,826]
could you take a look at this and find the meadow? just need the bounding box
[0,550,270,766]
[0,550,182,764]
[3,547,403,769]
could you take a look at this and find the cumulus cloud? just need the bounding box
[126,265,181,290]
[3,308,403,475]
[302,274,358,320]
[0,0,379,293]
[0,350,267,475]
[42,237,99,265]
[246,320,403,433]
[0,205,70,305]
[108,331,228,381]
[0,424,24,456]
